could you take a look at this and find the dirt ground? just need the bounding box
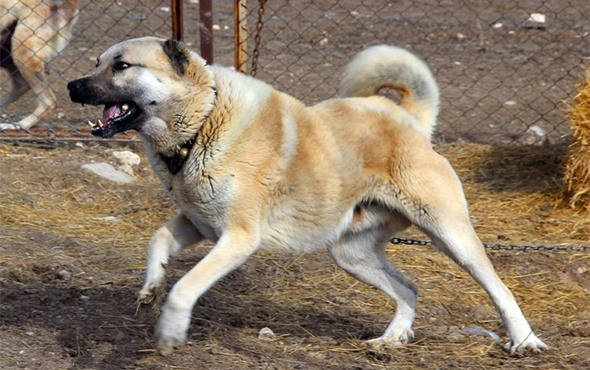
[1,140,589,370]
[1,0,589,369]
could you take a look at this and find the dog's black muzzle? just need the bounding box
[67,78,94,104]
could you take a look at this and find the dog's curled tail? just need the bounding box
[339,45,439,137]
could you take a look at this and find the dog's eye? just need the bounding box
[113,62,130,72]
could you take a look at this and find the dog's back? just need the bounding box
[339,45,439,139]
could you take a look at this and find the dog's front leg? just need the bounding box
[138,212,204,306]
[155,226,260,355]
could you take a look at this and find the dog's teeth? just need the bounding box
[87,120,94,127]
[97,119,104,127]
[122,103,129,111]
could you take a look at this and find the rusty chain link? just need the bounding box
[390,237,590,252]
[250,0,267,77]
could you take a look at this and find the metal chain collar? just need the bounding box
[390,237,590,252]
[250,0,267,77]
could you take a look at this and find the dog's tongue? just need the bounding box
[102,104,120,123]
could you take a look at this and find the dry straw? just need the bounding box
[564,72,590,210]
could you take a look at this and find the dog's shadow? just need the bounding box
[465,142,567,194]
[0,257,382,369]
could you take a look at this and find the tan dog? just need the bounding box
[0,0,79,130]
[67,37,547,356]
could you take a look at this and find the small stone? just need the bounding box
[113,151,140,166]
[25,331,34,336]
[114,331,125,342]
[112,151,140,176]
[212,24,221,31]
[258,327,275,341]
[57,270,72,280]
[459,326,500,340]
[81,163,134,184]
[523,13,547,30]
[97,216,119,222]
[294,365,305,369]
[521,125,548,145]
[456,33,466,40]
[528,13,546,23]
[319,38,328,46]
[79,295,90,301]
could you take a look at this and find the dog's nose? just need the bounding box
[67,79,84,93]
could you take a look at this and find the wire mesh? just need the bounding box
[236,0,589,144]
[0,0,176,136]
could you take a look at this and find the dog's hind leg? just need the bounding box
[138,212,204,306]
[329,224,418,348]
[0,32,57,130]
[0,68,29,109]
[0,24,30,114]
[423,221,547,354]
[9,64,57,130]
[394,150,547,354]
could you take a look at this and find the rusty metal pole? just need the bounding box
[199,0,214,64]
[171,0,183,41]
[234,0,248,74]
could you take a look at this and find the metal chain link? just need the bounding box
[250,0,267,77]
[390,237,590,252]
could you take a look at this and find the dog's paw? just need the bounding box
[137,280,166,306]
[156,329,186,357]
[504,333,547,355]
[363,328,414,349]
[137,266,167,307]
[154,306,191,356]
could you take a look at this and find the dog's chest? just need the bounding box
[169,173,232,239]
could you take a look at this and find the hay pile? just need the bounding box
[564,73,590,210]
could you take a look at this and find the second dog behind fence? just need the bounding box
[0,0,79,131]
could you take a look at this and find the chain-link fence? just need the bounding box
[0,0,183,136]
[1,0,589,144]
[236,0,589,144]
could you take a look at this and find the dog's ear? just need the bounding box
[163,39,190,75]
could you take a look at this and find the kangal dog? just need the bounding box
[68,37,547,355]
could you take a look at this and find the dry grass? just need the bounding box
[564,72,590,210]
[0,140,589,369]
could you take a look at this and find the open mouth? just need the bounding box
[88,102,139,138]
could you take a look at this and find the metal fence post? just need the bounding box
[234,0,249,74]
[199,0,214,64]
[171,0,183,41]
